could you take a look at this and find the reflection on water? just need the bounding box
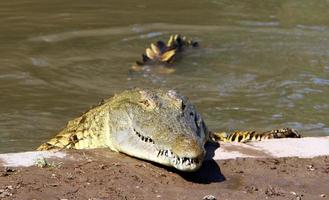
[1,0,329,153]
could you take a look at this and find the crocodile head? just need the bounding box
[107,89,209,172]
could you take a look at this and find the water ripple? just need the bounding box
[311,77,329,86]
[29,23,329,43]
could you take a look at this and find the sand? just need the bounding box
[0,148,329,200]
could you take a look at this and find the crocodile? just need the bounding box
[37,88,300,172]
[131,34,198,74]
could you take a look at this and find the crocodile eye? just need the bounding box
[139,100,151,107]
[138,99,157,110]
[139,90,157,109]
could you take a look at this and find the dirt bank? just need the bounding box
[0,150,328,200]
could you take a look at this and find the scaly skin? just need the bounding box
[211,128,300,143]
[38,88,300,172]
[38,88,209,172]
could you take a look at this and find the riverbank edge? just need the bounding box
[0,138,329,200]
[1,136,328,167]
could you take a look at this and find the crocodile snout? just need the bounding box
[170,135,206,171]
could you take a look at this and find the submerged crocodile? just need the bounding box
[131,34,198,74]
[38,89,300,172]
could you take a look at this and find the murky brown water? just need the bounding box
[1,0,329,153]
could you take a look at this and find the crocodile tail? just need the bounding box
[211,128,301,143]
[167,34,198,50]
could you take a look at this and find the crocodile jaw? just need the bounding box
[118,148,205,172]
[111,128,205,172]
[156,148,205,172]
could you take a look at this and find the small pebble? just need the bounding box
[245,185,258,193]
[320,194,326,198]
[307,165,315,171]
[4,167,16,172]
[291,191,297,196]
[203,195,216,200]
[0,191,12,198]
[6,185,13,190]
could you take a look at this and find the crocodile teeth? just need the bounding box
[156,149,199,167]
[134,128,155,144]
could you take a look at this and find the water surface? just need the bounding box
[1,0,329,153]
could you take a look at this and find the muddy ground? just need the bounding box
[0,149,328,200]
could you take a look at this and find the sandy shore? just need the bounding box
[0,148,329,200]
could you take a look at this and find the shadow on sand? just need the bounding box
[178,159,225,184]
[159,142,225,184]
[178,142,225,184]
